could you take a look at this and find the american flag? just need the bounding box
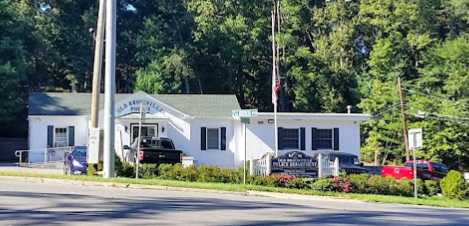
[272,73,280,104]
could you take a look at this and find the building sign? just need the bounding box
[408,128,423,150]
[116,99,163,117]
[271,151,318,177]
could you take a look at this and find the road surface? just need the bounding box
[0,177,468,226]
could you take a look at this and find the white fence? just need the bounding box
[317,153,340,178]
[15,147,73,167]
[250,153,273,176]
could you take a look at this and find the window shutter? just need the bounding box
[68,126,75,146]
[311,127,317,150]
[334,128,340,151]
[300,127,305,150]
[277,127,283,150]
[220,127,226,150]
[47,125,54,148]
[200,127,207,151]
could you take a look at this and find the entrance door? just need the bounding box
[131,124,158,144]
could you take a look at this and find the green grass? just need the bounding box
[1,170,468,208]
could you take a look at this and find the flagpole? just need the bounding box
[271,7,278,158]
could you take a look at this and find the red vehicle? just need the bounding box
[381,161,448,181]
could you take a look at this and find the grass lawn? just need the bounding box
[1,170,468,209]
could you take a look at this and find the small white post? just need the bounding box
[334,157,340,176]
[266,153,272,176]
[318,153,323,178]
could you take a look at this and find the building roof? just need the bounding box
[255,112,369,121]
[28,92,241,118]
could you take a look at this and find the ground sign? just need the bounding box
[271,151,318,177]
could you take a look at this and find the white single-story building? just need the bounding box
[27,91,369,167]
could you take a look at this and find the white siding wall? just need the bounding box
[28,115,89,150]
[188,119,236,168]
[241,119,361,164]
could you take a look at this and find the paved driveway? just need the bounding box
[0,177,468,226]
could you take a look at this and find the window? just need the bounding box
[54,128,68,147]
[316,129,333,149]
[206,128,219,149]
[281,128,299,149]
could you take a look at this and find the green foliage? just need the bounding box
[440,170,468,200]
[87,164,96,176]
[424,180,440,197]
[310,178,334,192]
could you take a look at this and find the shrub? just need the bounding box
[250,175,277,187]
[348,174,370,193]
[331,176,352,193]
[440,170,467,200]
[287,178,310,189]
[180,165,198,182]
[310,178,333,192]
[87,164,96,176]
[424,180,439,197]
[395,179,413,196]
[138,164,159,179]
[158,163,176,179]
[367,176,398,195]
[275,175,296,187]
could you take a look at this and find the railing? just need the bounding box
[15,147,73,167]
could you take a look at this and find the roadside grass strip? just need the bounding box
[1,170,468,209]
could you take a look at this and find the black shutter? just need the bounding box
[200,127,207,151]
[334,128,340,151]
[300,127,305,150]
[47,125,54,148]
[278,127,283,150]
[311,127,317,150]
[68,126,75,146]
[220,127,226,150]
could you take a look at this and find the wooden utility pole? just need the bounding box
[397,77,410,161]
[90,0,106,128]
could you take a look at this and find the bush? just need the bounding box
[310,178,334,192]
[348,174,370,193]
[424,180,439,197]
[275,175,296,187]
[287,178,310,189]
[138,164,159,179]
[440,170,467,200]
[250,175,277,187]
[331,176,352,193]
[367,176,399,195]
[87,164,96,176]
[396,179,413,196]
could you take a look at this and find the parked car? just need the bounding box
[310,150,368,174]
[64,146,88,175]
[381,160,448,181]
[124,137,183,164]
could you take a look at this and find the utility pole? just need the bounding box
[397,77,410,161]
[90,0,105,128]
[103,0,116,178]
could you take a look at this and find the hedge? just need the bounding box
[113,162,455,198]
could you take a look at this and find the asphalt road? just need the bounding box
[0,178,468,226]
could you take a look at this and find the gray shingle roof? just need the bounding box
[28,92,240,118]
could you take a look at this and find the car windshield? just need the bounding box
[72,148,86,158]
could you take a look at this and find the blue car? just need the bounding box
[64,146,88,175]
